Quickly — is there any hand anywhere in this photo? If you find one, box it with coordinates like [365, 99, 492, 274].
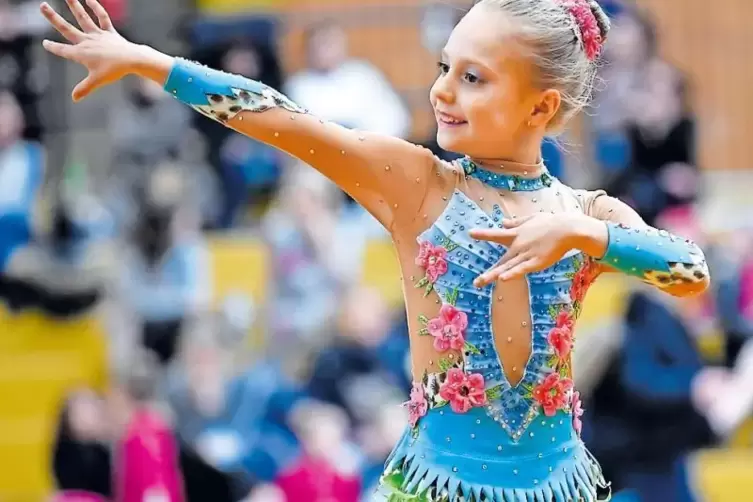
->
[691, 367, 733, 411]
[469, 213, 603, 286]
[40, 0, 142, 101]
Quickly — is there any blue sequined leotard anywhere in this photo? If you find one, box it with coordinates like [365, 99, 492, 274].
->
[163, 59, 710, 502]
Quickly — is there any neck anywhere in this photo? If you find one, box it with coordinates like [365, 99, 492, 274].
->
[468, 154, 545, 177]
[468, 138, 545, 175]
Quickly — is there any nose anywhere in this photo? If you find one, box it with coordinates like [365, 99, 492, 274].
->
[430, 74, 454, 106]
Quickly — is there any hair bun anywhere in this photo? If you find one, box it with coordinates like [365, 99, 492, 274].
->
[558, 0, 608, 60]
[587, 0, 611, 44]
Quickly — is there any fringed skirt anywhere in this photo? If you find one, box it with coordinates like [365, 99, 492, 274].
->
[374, 407, 610, 502]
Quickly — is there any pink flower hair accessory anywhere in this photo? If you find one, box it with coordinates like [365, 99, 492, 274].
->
[558, 0, 604, 61]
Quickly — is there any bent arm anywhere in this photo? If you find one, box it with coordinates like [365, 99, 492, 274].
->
[131, 50, 436, 229]
[574, 192, 709, 297]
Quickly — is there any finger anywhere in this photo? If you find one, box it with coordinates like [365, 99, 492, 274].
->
[468, 227, 517, 246]
[40, 3, 85, 43]
[66, 0, 99, 32]
[85, 0, 113, 31]
[72, 75, 99, 102]
[502, 215, 535, 228]
[495, 251, 530, 275]
[473, 252, 528, 287]
[42, 39, 81, 62]
[498, 258, 540, 282]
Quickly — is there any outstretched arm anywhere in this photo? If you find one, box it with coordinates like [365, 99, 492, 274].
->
[39, 0, 437, 230]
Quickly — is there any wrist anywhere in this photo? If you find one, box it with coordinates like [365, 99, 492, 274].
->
[129, 44, 174, 86]
[569, 214, 608, 259]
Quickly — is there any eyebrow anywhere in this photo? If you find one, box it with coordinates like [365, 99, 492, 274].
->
[440, 49, 470, 65]
[441, 49, 494, 73]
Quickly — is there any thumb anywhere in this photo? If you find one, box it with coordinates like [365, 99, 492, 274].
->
[72, 75, 99, 102]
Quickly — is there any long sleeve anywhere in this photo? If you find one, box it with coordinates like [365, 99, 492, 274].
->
[163, 59, 438, 231]
[584, 192, 710, 298]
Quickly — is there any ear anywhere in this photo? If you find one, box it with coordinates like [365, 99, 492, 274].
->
[529, 89, 562, 128]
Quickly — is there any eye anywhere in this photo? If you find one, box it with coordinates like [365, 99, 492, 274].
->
[437, 62, 449, 75]
[463, 72, 480, 84]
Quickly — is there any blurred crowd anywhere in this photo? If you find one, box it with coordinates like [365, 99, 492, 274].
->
[0, 0, 751, 501]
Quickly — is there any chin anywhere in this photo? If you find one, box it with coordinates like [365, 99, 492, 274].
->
[435, 130, 465, 154]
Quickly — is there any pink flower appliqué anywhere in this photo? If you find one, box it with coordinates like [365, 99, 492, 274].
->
[571, 390, 584, 436]
[547, 324, 574, 360]
[555, 310, 574, 331]
[426, 304, 468, 353]
[415, 241, 448, 284]
[404, 382, 428, 428]
[439, 368, 488, 414]
[570, 258, 600, 304]
[532, 373, 573, 417]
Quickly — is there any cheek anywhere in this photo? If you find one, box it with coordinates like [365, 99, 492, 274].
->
[467, 94, 510, 131]
[482, 89, 530, 132]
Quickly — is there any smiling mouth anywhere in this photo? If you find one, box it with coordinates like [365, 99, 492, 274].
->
[436, 112, 468, 126]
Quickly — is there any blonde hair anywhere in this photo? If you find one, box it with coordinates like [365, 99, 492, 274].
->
[479, 0, 610, 131]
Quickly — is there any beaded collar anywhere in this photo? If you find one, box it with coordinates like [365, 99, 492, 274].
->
[459, 156, 555, 192]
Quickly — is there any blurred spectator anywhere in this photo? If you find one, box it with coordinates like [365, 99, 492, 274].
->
[168, 325, 306, 500]
[262, 168, 350, 350]
[712, 229, 753, 366]
[307, 286, 408, 429]
[594, 8, 657, 137]
[191, 38, 285, 228]
[0, 92, 109, 317]
[0, 89, 42, 273]
[52, 390, 112, 498]
[276, 403, 362, 502]
[285, 21, 411, 138]
[113, 164, 211, 365]
[356, 402, 407, 497]
[110, 77, 191, 178]
[107, 76, 221, 231]
[0, 0, 47, 141]
[110, 349, 185, 502]
[597, 9, 699, 225]
[589, 8, 656, 176]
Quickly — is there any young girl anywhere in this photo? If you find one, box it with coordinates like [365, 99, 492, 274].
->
[39, 0, 710, 500]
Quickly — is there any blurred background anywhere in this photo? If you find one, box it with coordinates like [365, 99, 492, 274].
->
[0, 0, 751, 500]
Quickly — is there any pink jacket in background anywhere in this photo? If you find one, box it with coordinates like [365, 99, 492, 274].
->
[114, 410, 184, 502]
[275, 454, 361, 502]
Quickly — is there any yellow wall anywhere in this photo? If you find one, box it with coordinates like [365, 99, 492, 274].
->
[0, 311, 108, 501]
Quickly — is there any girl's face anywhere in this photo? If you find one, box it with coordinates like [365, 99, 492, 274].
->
[429, 4, 559, 160]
